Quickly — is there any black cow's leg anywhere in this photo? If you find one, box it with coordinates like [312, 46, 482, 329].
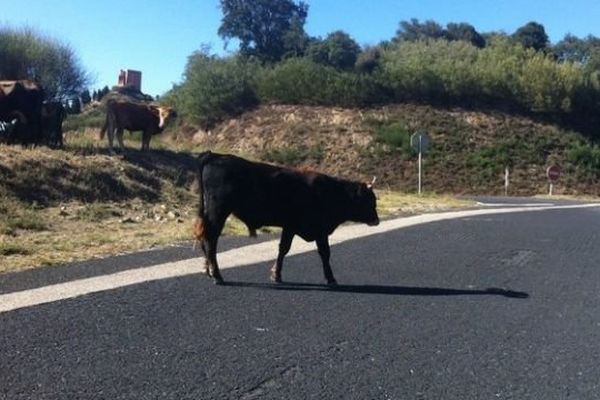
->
[200, 240, 211, 276]
[316, 236, 337, 286]
[206, 236, 224, 284]
[270, 229, 294, 283]
[203, 213, 228, 284]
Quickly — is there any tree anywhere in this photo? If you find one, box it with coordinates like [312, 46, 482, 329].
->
[281, 15, 310, 58]
[355, 46, 382, 73]
[80, 89, 91, 105]
[307, 31, 361, 70]
[513, 22, 549, 51]
[218, 0, 309, 63]
[0, 26, 91, 100]
[65, 97, 81, 114]
[554, 34, 600, 65]
[446, 23, 486, 48]
[97, 86, 110, 101]
[395, 19, 446, 42]
[395, 19, 485, 48]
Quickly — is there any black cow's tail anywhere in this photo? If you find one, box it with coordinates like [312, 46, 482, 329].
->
[192, 151, 215, 247]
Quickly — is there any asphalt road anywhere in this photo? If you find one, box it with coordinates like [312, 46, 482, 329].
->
[2, 200, 600, 399]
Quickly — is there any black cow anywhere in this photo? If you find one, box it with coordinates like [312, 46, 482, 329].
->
[193, 151, 380, 285]
[41, 101, 66, 148]
[0, 80, 44, 146]
[0, 118, 19, 141]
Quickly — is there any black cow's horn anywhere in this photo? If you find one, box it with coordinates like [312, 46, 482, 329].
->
[367, 176, 377, 188]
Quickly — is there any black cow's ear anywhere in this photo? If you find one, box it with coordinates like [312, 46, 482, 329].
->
[356, 183, 368, 197]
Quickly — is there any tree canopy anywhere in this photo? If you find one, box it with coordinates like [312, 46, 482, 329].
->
[218, 0, 309, 63]
[512, 22, 549, 51]
[0, 26, 91, 100]
[306, 30, 361, 70]
[395, 19, 485, 48]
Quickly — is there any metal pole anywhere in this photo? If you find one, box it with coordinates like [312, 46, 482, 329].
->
[549, 183, 553, 196]
[418, 135, 422, 195]
[504, 166, 509, 196]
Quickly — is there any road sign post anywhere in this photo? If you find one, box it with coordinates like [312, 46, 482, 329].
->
[546, 165, 561, 196]
[411, 131, 430, 195]
[505, 166, 510, 196]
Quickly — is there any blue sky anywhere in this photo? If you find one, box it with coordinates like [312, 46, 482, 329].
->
[2, 0, 600, 97]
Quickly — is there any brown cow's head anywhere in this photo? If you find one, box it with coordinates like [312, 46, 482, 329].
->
[156, 106, 177, 130]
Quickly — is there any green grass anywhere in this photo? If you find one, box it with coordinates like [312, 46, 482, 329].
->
[262, 144, 324, 165]
[0, 243, 31, 256]
[63, 110, 105, 132]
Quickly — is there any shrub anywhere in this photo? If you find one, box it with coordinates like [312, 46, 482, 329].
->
[262, 144, 324, 165]
[567, 142, 600, 173]
[256, 58, 386, 107]
[166, 51, 259, 129]
[370, 122, 415, 158]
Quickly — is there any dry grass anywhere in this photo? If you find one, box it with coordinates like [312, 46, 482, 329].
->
[376, 190, 474, 217]
[0, 190, 472, 274]
[0, 128, 474, 275]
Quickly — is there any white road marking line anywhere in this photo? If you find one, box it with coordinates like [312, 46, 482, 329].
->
[476, 202, 555, 207]
[1, 203, 599, 314]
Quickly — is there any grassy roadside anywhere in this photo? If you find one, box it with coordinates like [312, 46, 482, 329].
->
[0, 141, 474, 274]
[0, 190, 473, 275]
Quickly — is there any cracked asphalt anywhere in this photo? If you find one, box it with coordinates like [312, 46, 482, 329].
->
[2, 200, 600, 399]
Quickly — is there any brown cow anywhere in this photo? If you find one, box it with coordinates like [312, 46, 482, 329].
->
[100, 100, 176, 152]
[0, 80, 44, 145]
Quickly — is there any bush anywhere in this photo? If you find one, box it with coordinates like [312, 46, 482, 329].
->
[168, 38, 600, 132]
[375, 122, 411, 149]
[166, 51, 259, 129]
[567, 142, 600, 172]
[380, 38, 594, 115]
[256, 58, 387, 107]
[262, 144, 324, 165]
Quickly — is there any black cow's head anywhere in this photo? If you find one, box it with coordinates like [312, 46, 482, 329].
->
[349, 177, 379, 226]
[0, 119, 19, 142]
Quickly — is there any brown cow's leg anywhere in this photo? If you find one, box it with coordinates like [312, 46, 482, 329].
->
[107, 125, 116, 153]
[116, 128, 126, 152]
[270, 229, 294, 283]
[316, 236, 337, 286]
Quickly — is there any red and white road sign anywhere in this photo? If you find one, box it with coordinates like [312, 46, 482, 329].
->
[546, 165, 561, 182]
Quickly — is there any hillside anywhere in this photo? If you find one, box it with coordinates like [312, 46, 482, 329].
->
[191, 104, 599, 196]
[2, 102, 599, 273]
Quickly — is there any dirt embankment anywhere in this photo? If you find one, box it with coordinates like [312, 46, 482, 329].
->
[188, 104, 600, 195]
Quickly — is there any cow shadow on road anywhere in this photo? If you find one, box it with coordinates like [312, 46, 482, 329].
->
[221, 281, 529, 299]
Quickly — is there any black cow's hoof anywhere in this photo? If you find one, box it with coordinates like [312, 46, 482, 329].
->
[214, 278, 225, 285]
[327, 279, 338, 287]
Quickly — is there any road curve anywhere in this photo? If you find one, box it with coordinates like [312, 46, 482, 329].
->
[2, 202, 600, 399]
